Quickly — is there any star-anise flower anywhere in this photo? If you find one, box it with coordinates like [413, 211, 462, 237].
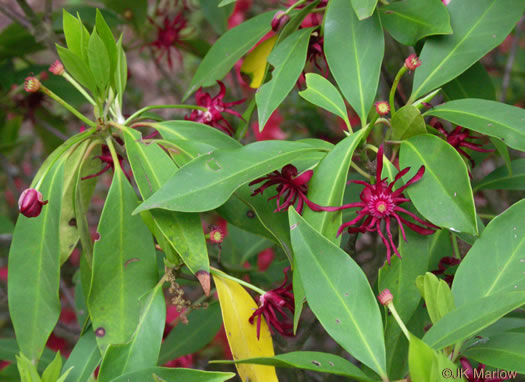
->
[249, 164, 325, 214]
[185, 81, 245, 136]
[334, 145, 438, 264]
[81, 138, 132, 181]
[249, 268, 294, 339]
[431, 256, 461, 286]
[149, 11, 188, 68]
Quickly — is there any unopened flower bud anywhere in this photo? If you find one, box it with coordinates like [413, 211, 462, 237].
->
[404, 54, 422, 71]
[271, 11, 290, 32]
[24, 77, 41, 93]
[375, 101, 390, 116]
[377, 289, 393, 306]
[49, 60, 64, 75]
[18, 188, 48, 218]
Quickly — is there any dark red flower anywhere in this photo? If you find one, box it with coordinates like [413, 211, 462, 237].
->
[81, 139, 132, 181]
[249, 164, 325, 214]
[404, 54, 422, 71]
[334, 145, 438, 264]
[434, 123, 493, 167]
[185, 81, 245, 136]
[431, 256, 461, 286]
[149, 11, 188, 68]
[18, 188, 48, 218]
[249, 268, 294, 339]
[306, 32, 328, 77]
[460, 358, 511, 382]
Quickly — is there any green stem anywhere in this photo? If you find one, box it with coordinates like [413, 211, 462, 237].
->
[364, 143, 379, 154]
[285, 0, 308, 14]
[375, 118, 391, 129]
[387, 303, 410, 341]
[478, 213, 496, 220]
[40, 84, 97, 128]
[125, 104, 207, 125]
[210, 267, 266, 295]
[105, 136, 121, 172]
[389, 66, 407, 115]
[62, 72, 96, 106]
[450, 231, 461, 260]
[350, 161, 371, 180]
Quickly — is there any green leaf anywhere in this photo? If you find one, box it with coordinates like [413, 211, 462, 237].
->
[350, 0, 378, 20]
[408, 334, 435, 382]
[98, 282, 165, 381]
[289, 208, 387, 378]
[474, 159, 525, 191]
[62, 331, 101, 382]
[298, 73, 350, 128]
[219, 0, 236, 5]
[16, 353, 41, 382]
[423, 291, 525, 350]
[88, 165, 158, 350]
[159, 302, 222, 364]
[302, 130, 364, 243]
[215, 351, 372, 381]
[41, 352, 62, 382]
[442, 62, 496, 101]
[8, 160, 65, 361]
[410, 0, 525, 100]
[95, 9, 118, 86]
[135, 141, 319, 214]
[451, 199, 525, 306]
[109, 368, 235, 382]
[391, 105, 427, 140]
[199, 0, 234, 35]
[399, 134, 477, 235]
[56, 45, 97, 93]
[88, 30, 110, 92]
[186, 12, 274, 98]
[115, 36, 127, 104]
[416, 272, 455, 324]
[256, 28, 312, 131]
[379, 0, 451, 46]
[63, 10, 84, 57]
[325, 0, 384, 124]
[463, 332, 525, 374]
[425, 98, 525, 152]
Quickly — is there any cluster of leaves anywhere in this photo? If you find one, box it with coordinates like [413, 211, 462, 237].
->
[2, 0, 525, 382]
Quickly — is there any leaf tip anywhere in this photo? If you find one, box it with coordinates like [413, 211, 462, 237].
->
[196, 270, 211, 296]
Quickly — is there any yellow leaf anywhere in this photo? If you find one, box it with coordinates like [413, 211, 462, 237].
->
[213, 273, 278, 382]
[240, 36, 277, 89]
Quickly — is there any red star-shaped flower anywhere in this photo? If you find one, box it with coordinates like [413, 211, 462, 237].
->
[149, 11, 188, 68]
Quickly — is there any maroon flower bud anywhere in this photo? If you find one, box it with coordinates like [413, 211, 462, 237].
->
[378, 289, 393, 306]
[375, 101, 390, 116]
[18, 188, 48, 218]
[271, 11, 289, 32]
[24, 77, 41, 93]
[49, 60, 65, 75]
[404, 54, 422, 71]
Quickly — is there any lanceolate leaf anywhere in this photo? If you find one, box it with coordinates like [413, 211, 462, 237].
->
[88, 31, 110, 92]
[441, 62, 496, 101]
[88, 165, 158, 349]
[379, 0, 451, 46]
[289, 208, 387, 378]
[110, 368, 235, 382]
[213, 273, 278, 382]
[425, 99, 525, 152]
[391, 105, 427, 141]
[134, 141, 319, 214]
[474, 159, 525, 191]
[350, 0, 378, 20]
[451, 199, 525, 306]
[8, 159, 65, 362]
[56, 45, 97, 93]
[399, 134, 478, 235]
[186, 12, 274, 98]
[325, 0, 384, 124]
[62, 331, 101, 382]
[256, 28, 312, 131]
[410, 0, 525, 100]
[423, 291, 525, 350]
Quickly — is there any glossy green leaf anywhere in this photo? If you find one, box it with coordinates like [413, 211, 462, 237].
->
[463, 332, 525, 374]
[159, 302, 222, 364]
[135, 141, 318, 214]
[95, 9, 117, 85]
[88, 164, 158, 349]
[199, 0, 234, 35]
[56, 45, 97, 93]
[41, 352, 62, 382]
[408, 334, 435, 382]
[16, 353, 41, 382]
[325, 0, 384, 124]
[292, 265, 304, 335]
[219, 0, 236, 5]
[303, 130, 364, 243]
[289, 208, 387, 378]
[115, 36, 127, 104]
[256, 28, 312, 131]
[298, 73, 350, 128]
[490, 137, 512, 176]
[62, 331, 101, 382]
[350, 0, 378, 20]
[8, 160, 65, 361]
[216, 351, 372, 381]
[88, 31, 110, 92]
[380, 0, 451, 46]
[109, 368, 235, 382]
[97, 282, 165, 381]
[391, 105, 427, 140]
[410, 0, 525, 100]
[452, 199, 525, 306]
[474, 159, 525, 191]
[442, 62, 496, 101]
[186, 12, 274, 98]
[63, 10, 84, 57]
[416, 272, 455, 324]
[399, 134, 477, 234]
[425, 99, 525, 152]
[277, 1, 320, 43]
[423, 291, 525, 350]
